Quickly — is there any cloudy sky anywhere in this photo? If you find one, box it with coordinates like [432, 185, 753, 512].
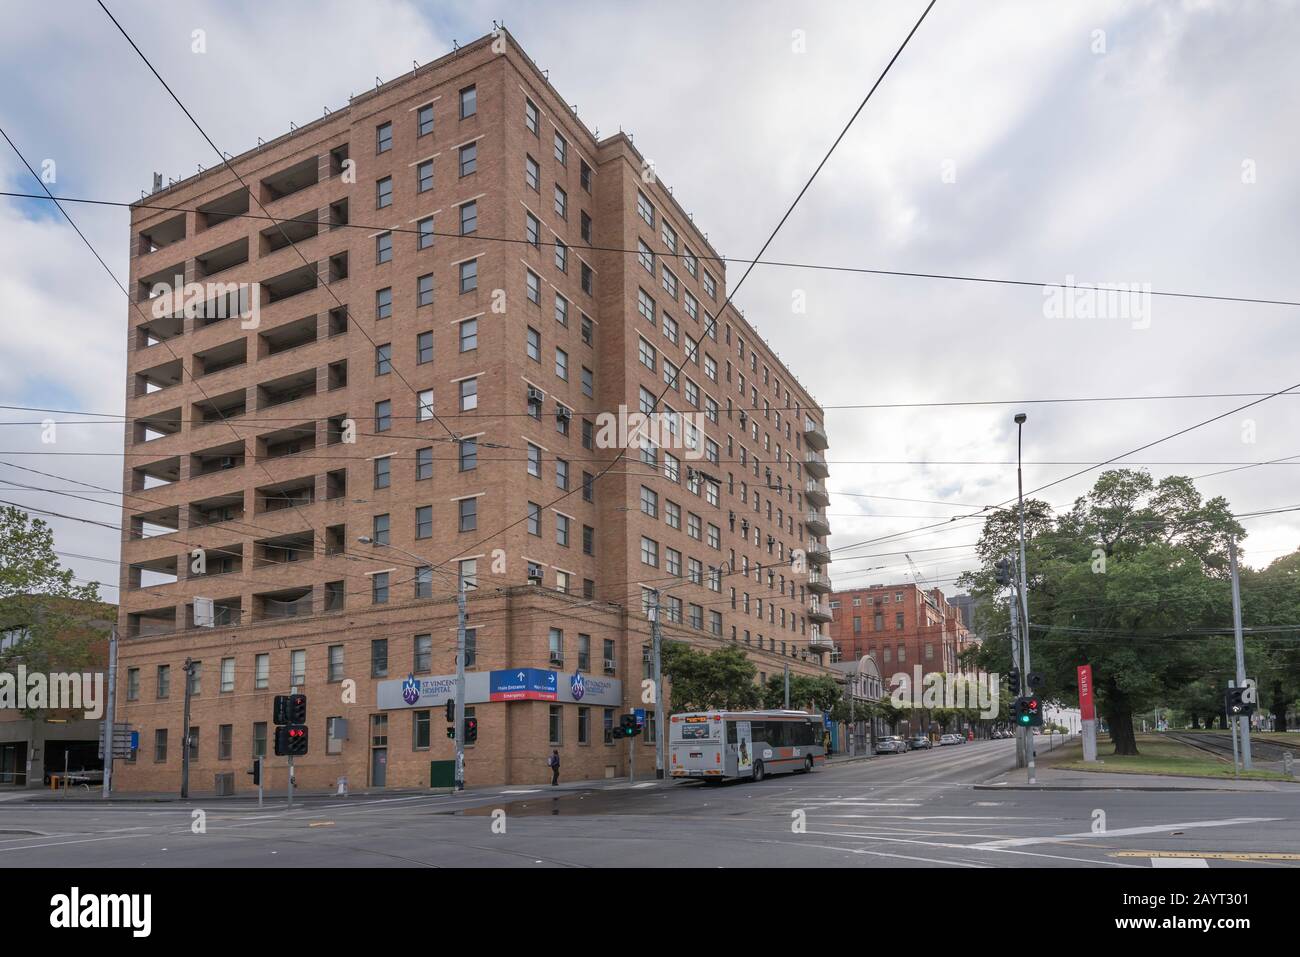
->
[1, 0, 1297, 604]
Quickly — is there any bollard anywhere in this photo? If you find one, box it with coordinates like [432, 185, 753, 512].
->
[1285, 752, 1294, 779]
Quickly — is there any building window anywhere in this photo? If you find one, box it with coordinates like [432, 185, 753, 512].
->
[373, 572, 390, 606]
[417, 330, 434, 364]
[459, 259, 478, 293]
[375, 399, 393, 432]
[413, 710, 430, 751]
[418, 273, 434, 307]
[578, 707, 590, 745]
[553, 131, 567, 165]
[376, 231, 393, 264]
[374, 513, 392, 547]
[414, 565, 432, 599]
[154, 729, 168, 763]
[375, 342, 393, 375]
[218, 724, 233, 761]
[376, 286, 393, 319]
[371, 638, 389, 677]
[554, 184, 567, 220]
[458, 497, 477, 532]
[253, 722, 267, 759]
[549, 628, 564, 666]
[525, 97, 539, 134]
[417, 103, 434, 136]
[328, 644, 344, 682]
[418, 216, 434, 249]
[417, 159, 434, 192]
[459, 84, 476, 119]
[376, 176, 393, 208]
[459, 317, 478, 352]
[377, 121, 393, 153]
[549, 705, 563, 745]
[641, 536, 659, 567]
[526, 269, 541, 304]
[254, 654, 268, 690]
[637, 190, 654, 226]
[414, 633, 432, 673]
[527, 443, 541, 477]
[220, 657, 235, 693]
[459, 437, 477, 471]
[555, 347, 568, 380]
[126, 667, 139, 701]
[525, 154, 539, 191]
[459, 200, 477, 235]
[374, 456, 391, 489]
[459, 377, 478, 411]
[459, 142, 477, 176]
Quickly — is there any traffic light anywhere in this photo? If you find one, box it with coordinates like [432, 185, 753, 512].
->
[446, 726, 456, 739]
[1016, 695, 1043, 727]
[274, 725, 309, 756]
[611, 714, 642, 739]
[273, 695, 290, 725]
[464, 716, 478, 744]
[445, 699, 455, 723]
[995, 558, 1012, 586]
[247, 757, 262, 785]
[273, 693, 307, 725]
[1225, 687, 1246, 716]
[1007, 668, 1021, 697]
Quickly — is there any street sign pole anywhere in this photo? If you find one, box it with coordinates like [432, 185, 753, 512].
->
[455, 579, 467, 790]
[649, 590, 665, 779]
[102, 624, 117, 798]
[1228, 537, 1253, 770]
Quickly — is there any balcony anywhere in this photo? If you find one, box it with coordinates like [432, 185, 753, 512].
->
[808, 601, 833, 624]
[804, 450, 829, 478]
[807, 571, 834, 594]
[805, 510, 830, 536]
[806, 542, 832, 566]
[803, 420, 828, 452]
[805, 480, 829, 507]
[809, 632, 834, 650]
[253, 586, 314, 622]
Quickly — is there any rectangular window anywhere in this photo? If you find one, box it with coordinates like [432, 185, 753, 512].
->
[154, 729, 168, 762]
[555, 347, 568, 380]
[459, 142, 477, 176]
[376, 286, 393, 319]
[417, 330, 434, 364]
[525, 97, 539, 134]
[413, 710, 431, 750]
[458, 497, 477, 532]
[417, 389, 434, 422]
[549, 705, 563, 745]
[459, 436, 477, 471]
[220, 657, 235, 693]
[554, 131, 567, 165]
[459, 85, 477, 119]
[417, 104, 434, 136]
[459, 317, 478, 352]
[254, 654, 268, 690]
[459, 259, 477, 293]
[525, 154, 539, 191]
[556, 513, 570, 547]
[459, 377, 478, 411]
[374, 455, 391, 489]
[417, 159, 434, 192]
[329, 644, 344, 682]
[376, 121, 392, 153]
[376, 176, 393, 208]
[416, 504, 434, 538]
[418, 216, 434, 249]
[460, 200, 477, 235]
[372, 572, 390, 606]
[376, 231, 393, 264]
[527, 269, 541, 304]
[527, 443, 541, 477]
[413, 634, 434, 670]
[371, 638, 389, 677]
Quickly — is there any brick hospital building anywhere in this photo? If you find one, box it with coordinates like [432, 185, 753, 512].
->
[115, 30, 835, 791]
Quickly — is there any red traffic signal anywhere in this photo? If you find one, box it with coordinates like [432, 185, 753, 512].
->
[274, 724, 309, 756]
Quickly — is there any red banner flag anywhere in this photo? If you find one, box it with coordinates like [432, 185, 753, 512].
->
[1077, 664, 1095, 721]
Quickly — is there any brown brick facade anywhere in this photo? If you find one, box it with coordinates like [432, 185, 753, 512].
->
[116, 30, 833, 792]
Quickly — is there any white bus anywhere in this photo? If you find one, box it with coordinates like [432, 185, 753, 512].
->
[669, 710, 826, 782]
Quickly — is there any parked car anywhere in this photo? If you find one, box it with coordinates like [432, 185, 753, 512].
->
[908, 735, 932, 750]
[875, 736, 904, 755]
[938, 733, 962, 746]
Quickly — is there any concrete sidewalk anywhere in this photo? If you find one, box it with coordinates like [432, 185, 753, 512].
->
[977, 765, 1300, 792]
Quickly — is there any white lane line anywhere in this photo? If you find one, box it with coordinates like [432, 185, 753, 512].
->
[1151, 857, 1210, 868]
[971, 817, 1280, 850]
[804, 828, 1140, 868]
[499, 789, 543, 794]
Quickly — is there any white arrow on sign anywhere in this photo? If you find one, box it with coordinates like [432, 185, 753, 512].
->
[516, 671, 525, 681]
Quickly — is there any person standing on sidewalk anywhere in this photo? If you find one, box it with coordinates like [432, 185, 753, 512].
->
[547, 749, 560, 786]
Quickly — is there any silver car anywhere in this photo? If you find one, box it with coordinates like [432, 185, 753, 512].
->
[875, 736, 904, 754]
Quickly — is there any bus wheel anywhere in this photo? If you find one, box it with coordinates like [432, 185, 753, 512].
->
[802, 756, 814, 774]
[752, 761, 765, 782]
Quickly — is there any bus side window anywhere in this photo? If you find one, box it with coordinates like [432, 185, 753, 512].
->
[727, 723, 737, 744]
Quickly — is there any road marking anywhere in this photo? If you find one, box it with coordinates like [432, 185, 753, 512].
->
[971, 817, 1279, 850]
[499, 789, 543, 794]
[308, 821, 335, 828]
[1150, 857, 1209, 868]
[1113, 850, 1300, 861]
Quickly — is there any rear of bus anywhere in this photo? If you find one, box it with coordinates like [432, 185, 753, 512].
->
[669, 712, 726, 779]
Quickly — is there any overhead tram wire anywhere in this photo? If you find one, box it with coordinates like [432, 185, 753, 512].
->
[6, 188, 1300, 311]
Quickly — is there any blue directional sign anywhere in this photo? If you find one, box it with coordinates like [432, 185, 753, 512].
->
[489, 668, 558, 702]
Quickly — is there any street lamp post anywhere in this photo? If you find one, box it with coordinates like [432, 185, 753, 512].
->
[359, 536, 467, 790]
[1014, 412, 1035, 784]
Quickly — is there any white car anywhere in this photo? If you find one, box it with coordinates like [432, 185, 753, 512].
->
[938, 733, 962, 746]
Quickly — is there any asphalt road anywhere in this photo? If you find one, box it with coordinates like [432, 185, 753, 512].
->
[2, 738, 1297, 867]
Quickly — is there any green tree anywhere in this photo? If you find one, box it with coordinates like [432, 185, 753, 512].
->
[660, 642, 761, 712]
[0, 505, 106, 680]
[965, 470, 1241, 756]
[760, 673, 841, 712]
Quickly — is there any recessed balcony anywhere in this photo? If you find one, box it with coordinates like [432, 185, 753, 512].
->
[805, 510, 830, 536]
[805, 480, 829, 507]
[804, 450, 829, 478]
[806, 542, 832, 566]
[807, 570, 834, 594]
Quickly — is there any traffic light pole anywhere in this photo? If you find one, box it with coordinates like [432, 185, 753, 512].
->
[455, 579, 467, 790]
[180, 657, 195, 799]
[1228, 537, 1252, 771]
[649, 590, 666, 780]
[101, 624, 117, 799]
